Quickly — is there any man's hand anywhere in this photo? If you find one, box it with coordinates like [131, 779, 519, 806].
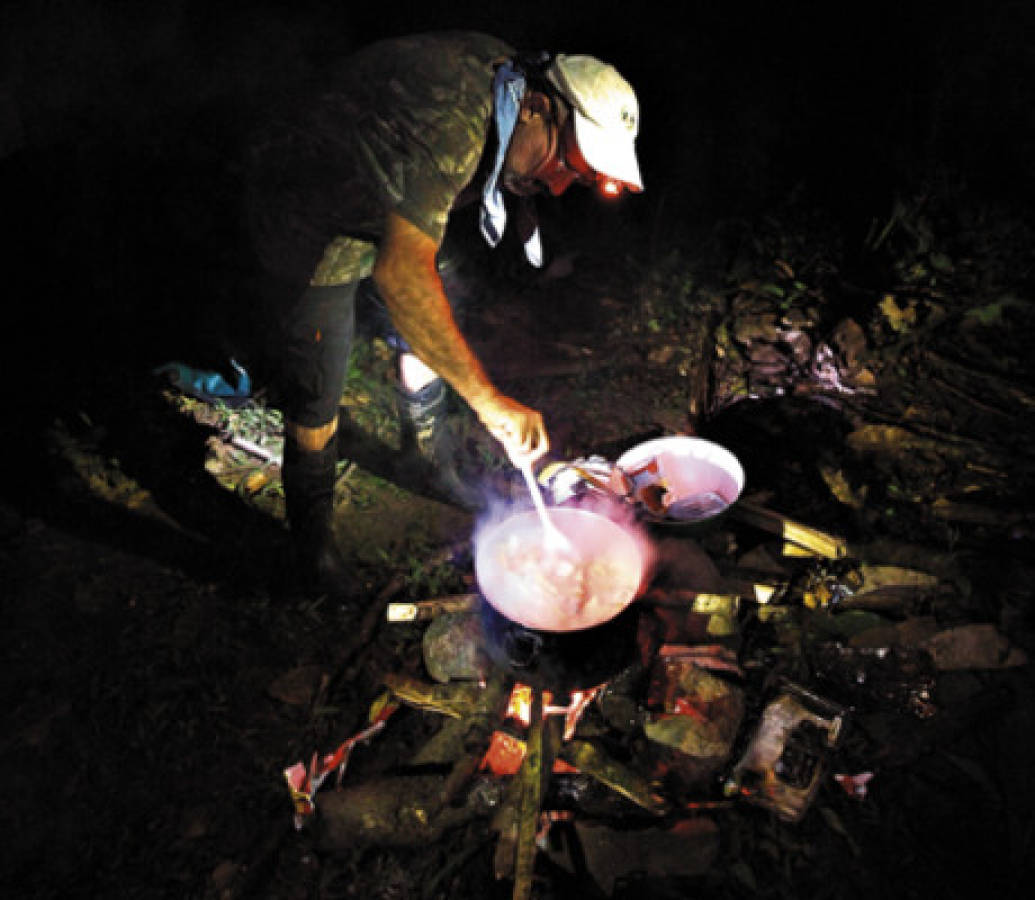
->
[474, 392, 549, 466]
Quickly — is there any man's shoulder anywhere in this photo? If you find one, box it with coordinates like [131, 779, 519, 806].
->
[353, 31, 515, 67]
[334, 31, 514, 121]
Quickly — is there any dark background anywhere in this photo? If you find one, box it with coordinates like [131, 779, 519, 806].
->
[4, 0, 1034, 401]
[4, 0, 1034, 209]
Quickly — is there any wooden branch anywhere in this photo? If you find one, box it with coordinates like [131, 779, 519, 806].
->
[386, 593, 480, 622]
[731, 501, 849, 559]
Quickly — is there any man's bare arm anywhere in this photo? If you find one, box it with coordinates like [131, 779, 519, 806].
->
[372, 211, 548, 460]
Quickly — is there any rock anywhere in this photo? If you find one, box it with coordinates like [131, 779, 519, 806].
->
[566, 818, 719, 894]
[316, 774, 500, 849]
[830, 318, 868, 374]
[210, 860, 241, 894]
[849, 615, 942, 649]
[644, 661, 744, 787]
[921, 624, 1029, 670]
[267, 664, 324, 706]
[422, 611, 489, 683]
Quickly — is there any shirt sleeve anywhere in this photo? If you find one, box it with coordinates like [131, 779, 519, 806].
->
[347, 35, 499, 245]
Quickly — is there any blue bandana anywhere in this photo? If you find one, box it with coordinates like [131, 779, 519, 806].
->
[480, 61, 543, 267]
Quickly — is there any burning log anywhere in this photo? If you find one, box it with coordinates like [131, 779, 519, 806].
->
[834, 563, 947, 614]
[492, 690, 556, 896]
[429, 674, 511, 814]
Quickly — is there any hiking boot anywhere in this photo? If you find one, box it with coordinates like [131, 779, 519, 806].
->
[281, 438, 362, 601]
[396, 379, 486, 511]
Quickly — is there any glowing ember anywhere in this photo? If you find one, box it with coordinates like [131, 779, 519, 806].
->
[503, 683, 601, 736]
[480, 683, 604, 774]
[480, 731, 581, 776]
[505, 683, 534, 726]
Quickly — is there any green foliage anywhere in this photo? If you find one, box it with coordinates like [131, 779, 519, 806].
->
[638, 247, 703, 329]
[964, 293, 1025, 325]
[376, 542, 466, 600]
[212, 398, 284, 445]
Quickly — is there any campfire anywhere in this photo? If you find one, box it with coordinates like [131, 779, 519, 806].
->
[282, 436, 1003, 898]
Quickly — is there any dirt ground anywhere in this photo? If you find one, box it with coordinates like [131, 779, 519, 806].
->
[3, 179, 1035, 900]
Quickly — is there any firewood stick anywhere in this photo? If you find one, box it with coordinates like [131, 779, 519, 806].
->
[560, 740, 669, 815]
[731, 501, 848, 559]
[227, 434, 281, 465]
[313, 542, 470, 709]
[431, 675, 511, 816]
[386, 593, 480, 622]
[512, 690, 546, 900]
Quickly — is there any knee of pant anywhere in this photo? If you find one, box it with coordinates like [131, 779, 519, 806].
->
[286, 418, 339, 453]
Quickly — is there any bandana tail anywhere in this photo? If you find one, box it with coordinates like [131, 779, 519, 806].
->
[481, 62, 544, 267]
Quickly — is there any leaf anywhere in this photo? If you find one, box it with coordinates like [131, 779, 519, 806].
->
[818, 464, 868, 509]
[845, 424, 932, 455]
[855, 565, 940, 595]
[879, 294, 917, 333]
[964, 293, 1024, 325]
[922, 623, 1028, 670]
[730, 860, 758, 892]
[941, 752, 1003, 806]
[818, 805, 849, 836]
[809, 609, 888, 639]
[819, 806, 861, 857]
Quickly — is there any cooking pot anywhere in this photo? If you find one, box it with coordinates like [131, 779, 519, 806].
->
[479, 596, 641, 691]
[474, 506, 650, 633]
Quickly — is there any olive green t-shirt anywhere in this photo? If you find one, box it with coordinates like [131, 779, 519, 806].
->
[246, 31, 513, 287]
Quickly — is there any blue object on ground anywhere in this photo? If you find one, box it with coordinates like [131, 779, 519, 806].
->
[153, 358, 252, 407]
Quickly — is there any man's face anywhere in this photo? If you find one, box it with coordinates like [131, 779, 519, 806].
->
[502, 97, 597, 197]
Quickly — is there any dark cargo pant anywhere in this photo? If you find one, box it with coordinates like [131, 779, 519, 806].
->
[277, 254, 470, 428]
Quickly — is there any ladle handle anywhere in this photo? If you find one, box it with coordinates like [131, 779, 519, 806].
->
[518, 460, 570, 550]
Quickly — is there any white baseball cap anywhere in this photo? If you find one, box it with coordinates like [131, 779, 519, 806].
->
[545, 53, 644, 192]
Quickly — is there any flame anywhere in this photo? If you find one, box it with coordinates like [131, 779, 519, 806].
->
[506, 683, 534, 726]
[503, 683, 601, 740]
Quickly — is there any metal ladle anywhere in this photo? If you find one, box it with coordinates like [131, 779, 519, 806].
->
[517, 459, 575, 553]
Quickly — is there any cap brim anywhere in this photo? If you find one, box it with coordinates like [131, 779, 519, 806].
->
[572, 111, 644, 192]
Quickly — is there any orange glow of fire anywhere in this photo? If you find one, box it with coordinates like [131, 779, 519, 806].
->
[481, 682, 604, 776]
[505, 683, 534, 726]
[480, 730, 581, 776]
[503, 682, 601, 740]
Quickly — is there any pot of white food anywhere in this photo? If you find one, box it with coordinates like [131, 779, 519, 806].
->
[474, 506, 650, 633]
[474, 505, 651, 689]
